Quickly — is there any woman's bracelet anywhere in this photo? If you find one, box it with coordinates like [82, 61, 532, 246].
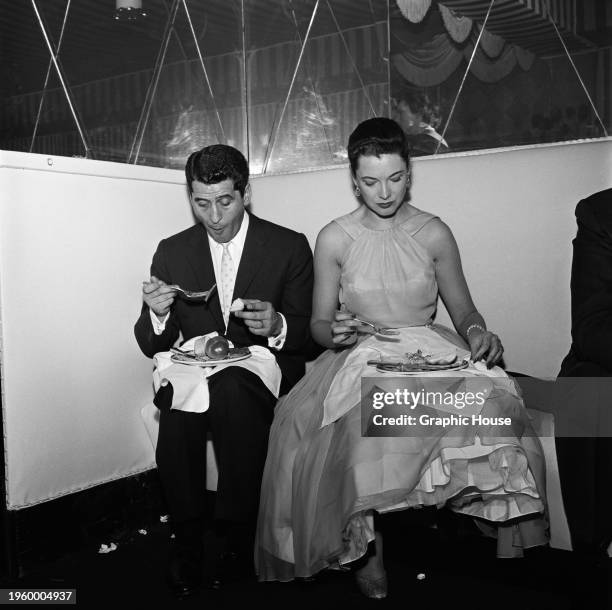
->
[466, 324, 486, 337]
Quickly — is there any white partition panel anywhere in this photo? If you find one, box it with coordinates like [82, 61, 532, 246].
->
[1, 139, 610, 508]
[0, 152, 191, 508]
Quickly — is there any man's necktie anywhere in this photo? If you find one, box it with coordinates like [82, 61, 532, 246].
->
[220, 242, 235, 326]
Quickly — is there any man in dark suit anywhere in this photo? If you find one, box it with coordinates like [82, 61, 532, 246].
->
[558, 188, 612, 559]
[134, 145, 314, 597]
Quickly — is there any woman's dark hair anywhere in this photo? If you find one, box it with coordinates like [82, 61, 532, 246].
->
[185, 144, 249, 196]
[347, 117, 411, 174]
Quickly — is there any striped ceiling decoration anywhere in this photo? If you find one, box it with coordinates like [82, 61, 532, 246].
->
[392, 30, 534, 87]
[439, 0, 595, 56]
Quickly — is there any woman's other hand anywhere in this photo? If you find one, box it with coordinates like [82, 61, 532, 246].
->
[469, 328, 504, 368]
[331, 309, 359, 346]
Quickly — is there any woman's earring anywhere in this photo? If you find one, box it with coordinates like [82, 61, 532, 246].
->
[354, 186, 361, 197]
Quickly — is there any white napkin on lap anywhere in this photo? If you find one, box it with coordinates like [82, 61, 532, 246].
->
[153, 333, 282, 413]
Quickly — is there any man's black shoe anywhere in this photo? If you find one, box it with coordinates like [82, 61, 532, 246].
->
[167, 553, 203, 599]
[168, 517, 205, 598]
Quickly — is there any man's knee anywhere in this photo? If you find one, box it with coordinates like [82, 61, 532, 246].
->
[208, 367, 275, 421]
[210, 365, 258, 385]
[210, 366, 269, 399]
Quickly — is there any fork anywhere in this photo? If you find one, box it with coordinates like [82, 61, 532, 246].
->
[167, 283, 217, 301]
[352, 317, 400, 336]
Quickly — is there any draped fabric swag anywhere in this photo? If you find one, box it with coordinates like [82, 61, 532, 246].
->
[392, 0, 547, 87]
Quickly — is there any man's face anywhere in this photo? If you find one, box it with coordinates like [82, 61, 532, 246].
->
[190, 179, 249, 243]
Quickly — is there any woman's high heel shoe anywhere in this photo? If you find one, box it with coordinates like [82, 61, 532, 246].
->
[355, 571, 388, 599]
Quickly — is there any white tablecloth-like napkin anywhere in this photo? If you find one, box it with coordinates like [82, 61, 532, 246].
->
[153, 332, 282, 413]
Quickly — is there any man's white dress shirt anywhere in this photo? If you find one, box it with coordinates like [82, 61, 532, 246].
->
[150, 213, 287, 349]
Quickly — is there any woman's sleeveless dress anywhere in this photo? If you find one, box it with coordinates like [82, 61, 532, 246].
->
[256, 210, 548, 581]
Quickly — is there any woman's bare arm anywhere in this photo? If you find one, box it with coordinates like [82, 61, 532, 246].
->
[310, 222, 358, 349]
[418, 219, 504, 366]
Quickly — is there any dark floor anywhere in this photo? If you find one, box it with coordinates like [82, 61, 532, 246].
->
[2, 507, 610, 610]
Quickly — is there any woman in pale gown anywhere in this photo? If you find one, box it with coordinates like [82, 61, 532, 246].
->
[255, 118, 547, 598]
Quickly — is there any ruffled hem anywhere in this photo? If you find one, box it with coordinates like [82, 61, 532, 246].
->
[258, 439, 546, 580]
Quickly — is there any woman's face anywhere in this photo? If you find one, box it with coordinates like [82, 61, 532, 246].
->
[353, 153, 409, 218]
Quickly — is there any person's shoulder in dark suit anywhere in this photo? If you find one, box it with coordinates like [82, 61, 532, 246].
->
[575, 188, 612, 236]
[154, 223, 206, 256]
[248, 213, 308, 240]
[560, 188, 612, 377]
[241, 214, 314, 280]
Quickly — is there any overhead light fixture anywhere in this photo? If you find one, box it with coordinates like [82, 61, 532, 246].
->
[114, 0, 147, 21]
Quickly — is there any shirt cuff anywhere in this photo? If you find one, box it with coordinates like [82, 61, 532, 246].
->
[150, 309, 170, 335]
[268, 313, 287, 350]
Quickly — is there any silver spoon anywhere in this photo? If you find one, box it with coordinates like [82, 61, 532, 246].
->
[167, 283, 217, 301]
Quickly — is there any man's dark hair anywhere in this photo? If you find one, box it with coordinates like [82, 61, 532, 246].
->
[185, 144, 249, 196]
[347, 117, 411, 174]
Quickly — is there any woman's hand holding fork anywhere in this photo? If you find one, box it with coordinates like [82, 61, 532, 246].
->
[331, 306, 359, 346]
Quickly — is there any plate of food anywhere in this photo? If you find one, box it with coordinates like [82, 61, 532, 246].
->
[171, 347, 252, 367]
[367, 349, 469, 374]
[170, 336, 252, 366]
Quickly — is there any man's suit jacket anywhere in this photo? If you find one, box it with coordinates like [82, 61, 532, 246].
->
[134, 213, 315, 393]
[560, 188, 612, 376]
[556, 189, 612, 553]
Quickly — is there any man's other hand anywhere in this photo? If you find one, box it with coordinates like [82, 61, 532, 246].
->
[233, 299, 282, 338]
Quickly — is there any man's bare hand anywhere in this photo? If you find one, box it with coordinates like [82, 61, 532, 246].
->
[142, 276, 177, 319]
[233, 299, 282, 338]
